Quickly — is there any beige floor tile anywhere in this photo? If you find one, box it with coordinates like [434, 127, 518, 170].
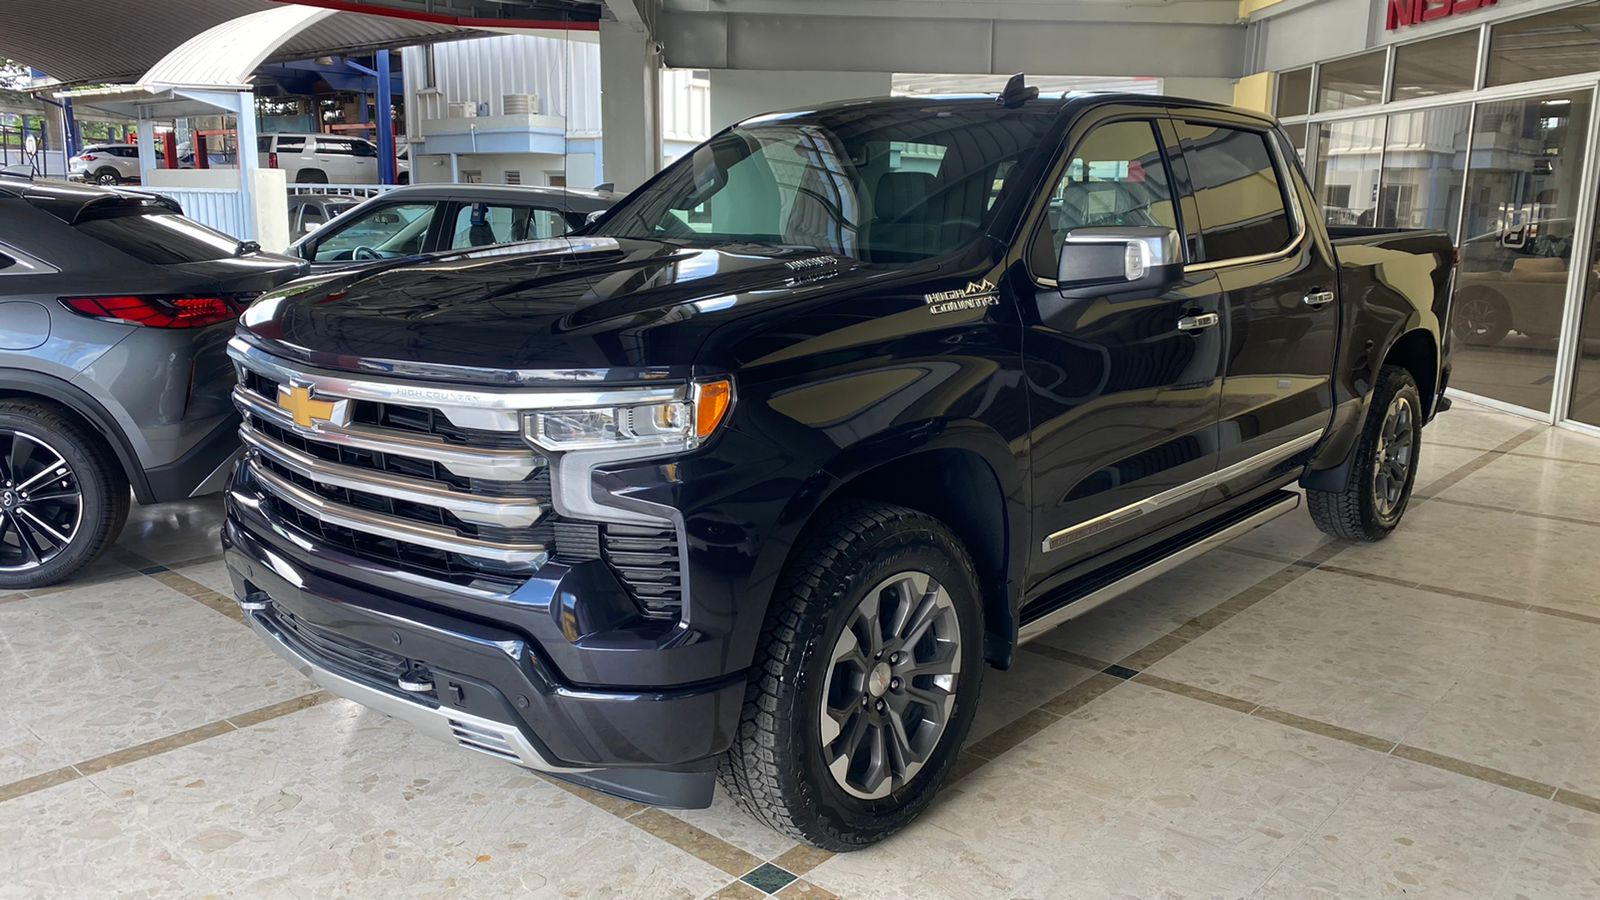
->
[1258, 754, 1548, 899]
[170, 558, 236, 597]
[1414, 441, 1492, 492]
[1035, 550, 1290, 662]
[1492, 799, 1600, 899]
[1318, 501, 1600, 618]
[1436, 452, 1600, 525]
[1427, 402, 1544, 451]
[1401, 670, 1600, 788]
[1512, 426, 1600, 466]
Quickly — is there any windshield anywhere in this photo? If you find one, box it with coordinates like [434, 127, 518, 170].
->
[593, 104, 1054, 262]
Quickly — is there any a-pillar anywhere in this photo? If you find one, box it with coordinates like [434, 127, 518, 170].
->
[599, 19, 660, 192]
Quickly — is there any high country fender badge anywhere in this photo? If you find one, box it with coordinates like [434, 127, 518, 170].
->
[924, 278, 999, 315]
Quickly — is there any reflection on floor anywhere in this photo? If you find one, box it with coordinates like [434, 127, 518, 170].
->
[3, 399, 1599, 898]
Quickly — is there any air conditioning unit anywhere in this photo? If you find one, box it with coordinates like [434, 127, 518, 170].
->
[503, 93, 539, 116]
[447, 101, 477, 118]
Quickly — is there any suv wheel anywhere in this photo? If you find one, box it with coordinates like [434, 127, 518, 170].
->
[296, 169, 329, 184]
[94, 168, 121, 186]
[0, 401, 130, 589]
[720, 501, 983, 850]
[1308, 365, 1422, 541]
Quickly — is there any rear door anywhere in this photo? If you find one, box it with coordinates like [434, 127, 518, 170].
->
[1168, 112, 1338, 499]
[1023, 108, 1225, 590]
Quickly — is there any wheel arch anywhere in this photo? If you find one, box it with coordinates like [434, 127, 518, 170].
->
[1301, 325, 1437, 493]
[0, 370, 150, 502]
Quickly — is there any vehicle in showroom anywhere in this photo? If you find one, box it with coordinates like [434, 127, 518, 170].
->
[258, 132, 411, 185]
[0, 175, 307, 588]
[66, 143, 141, 185]
[285, 182, 615, 270]
[220, 85, 1454, 850]
[1452, 217, 1598, 346]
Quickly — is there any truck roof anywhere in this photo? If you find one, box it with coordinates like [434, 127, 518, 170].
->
[737, 91, 1270, 129]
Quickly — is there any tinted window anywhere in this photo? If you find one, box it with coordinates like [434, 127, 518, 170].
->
[447, 202, 569, 250]
[74, 210, 240, 264]
[276, 137, 306, 152]
[1488, 2, 1600, 87]
[1317, 50, 1386, 112]
[1176, 122, 1295, 262]
[593, 104, 1053, 262]
[1033, 120, 1179, 274]
[312, 202, 436, 262]
[1276, 68, 1312, 119]
[318, 138, 356, 155]
[1392, 30, 1479, 100]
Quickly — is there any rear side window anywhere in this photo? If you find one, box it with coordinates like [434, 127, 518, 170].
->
[74, 210, 239, 264]
[276, 137, 306, 152]
[1174, 121, 1295, 262]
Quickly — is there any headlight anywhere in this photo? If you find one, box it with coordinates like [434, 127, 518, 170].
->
[524, 379, 733, 455]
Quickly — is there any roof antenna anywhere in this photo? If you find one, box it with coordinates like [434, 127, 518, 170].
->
[997, 73, 1038, 108]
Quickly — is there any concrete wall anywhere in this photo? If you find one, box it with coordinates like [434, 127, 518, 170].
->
[1161, 77, 1239, 105]
[709, 70, 893, 132]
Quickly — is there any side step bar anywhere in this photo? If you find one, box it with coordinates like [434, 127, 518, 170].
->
[1017, 490, 1301, 643]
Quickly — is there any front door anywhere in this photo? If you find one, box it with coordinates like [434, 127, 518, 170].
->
[1023, 112, 1224, 595]
[1169, 114, 1338, 497]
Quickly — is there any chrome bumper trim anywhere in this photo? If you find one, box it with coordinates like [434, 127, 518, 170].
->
[240, 424, 546, 528]
[246, 459, 549, 567]
[232, 386, 540, 482]
[249, 611, 585, 773]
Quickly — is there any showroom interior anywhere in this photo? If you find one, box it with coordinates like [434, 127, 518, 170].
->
[3, 0, 1600, 896]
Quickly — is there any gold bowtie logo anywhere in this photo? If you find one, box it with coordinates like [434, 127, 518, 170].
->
[278, 383, 338, 427]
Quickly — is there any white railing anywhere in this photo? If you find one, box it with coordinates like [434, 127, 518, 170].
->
[150, 187, 248, 238]
[287, 183, 402, 199]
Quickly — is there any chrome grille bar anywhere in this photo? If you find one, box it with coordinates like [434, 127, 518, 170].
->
[240, 424, 546, 529]
[247, 461, 548, 567]
[232, 386, 539, 482]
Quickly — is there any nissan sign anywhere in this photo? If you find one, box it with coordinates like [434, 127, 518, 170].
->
[1387, 0, 1497, 29]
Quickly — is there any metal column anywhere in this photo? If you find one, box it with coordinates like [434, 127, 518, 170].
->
[376, 50, 396, 184]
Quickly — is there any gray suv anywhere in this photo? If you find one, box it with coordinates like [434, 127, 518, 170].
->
[0, 176, 307, 588]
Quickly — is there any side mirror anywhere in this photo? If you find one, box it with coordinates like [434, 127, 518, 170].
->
[302, 221, 323, 234]
[584, 210, 606, 226]
[1057, 226, 1183, 293]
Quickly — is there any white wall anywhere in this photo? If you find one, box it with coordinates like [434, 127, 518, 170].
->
[413, 152, 571, 186]
[709, 70, 893, 132]
[1160, 77, 1237, 104]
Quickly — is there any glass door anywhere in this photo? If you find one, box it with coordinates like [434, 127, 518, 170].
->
[1566, 166, 1600, 427]
[1452, 90, 1593, 414]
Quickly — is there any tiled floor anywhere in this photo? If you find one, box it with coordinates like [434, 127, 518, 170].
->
[4, 398, 1600, 898]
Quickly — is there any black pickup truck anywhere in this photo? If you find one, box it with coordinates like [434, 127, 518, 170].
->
[221, 85, 1454, 850]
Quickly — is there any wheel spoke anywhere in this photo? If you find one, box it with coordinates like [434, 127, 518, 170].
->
[10, 513, 44, 563]
[857, 723, 890, 797]
[17, 509, 69, 547]
[25, 488, 78, 505]
[899, 638, 960, 679]
[14, 453, 67, 495]
[0, 436, 12, 485]
[885, 572, 933, 640]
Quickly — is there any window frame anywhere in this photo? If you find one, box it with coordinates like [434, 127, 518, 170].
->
[1024, 112, 1188, 287]
[303, 199, 446, 261]
[1170, 115, 1307, 272]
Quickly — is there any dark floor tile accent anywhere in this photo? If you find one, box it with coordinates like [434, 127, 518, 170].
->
[742, 863, 799, 894]
[1553, 788, 1600, 816]
[138, 564, 169, 575]
[148, 569, 245, 624]
[964, 707, 1061, 760]
[1037, 672, 1124, 718]
[1525, 604, 1600, 627]
[0, 766, 80, 804]
[73, 720, 237, 777]
[1392, 744, 1558, 801]
[1430, 495, 1600, 529]
[1133, 672, 1259, 714]
[1420, 423, 1546, 497]
[1250, 705, 1396, 754]
[225, 691, 333, 729]
[1102, 663, 1139, 680]
[1019, 642, 1114, 672]
[627, 808, 762, 876]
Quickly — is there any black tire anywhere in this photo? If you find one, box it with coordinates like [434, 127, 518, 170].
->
[719, 501, 984, 851]
[1308, 365, 1422, 542]
[94, 168, 121, 186]
[397, 172, 410, 185]
[296, 169, 329, 184]
[1452, 289, 1511, 346]
[0, 401, 130, 589]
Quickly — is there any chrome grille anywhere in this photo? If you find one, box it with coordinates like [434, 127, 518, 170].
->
[228, 339, 551, 582]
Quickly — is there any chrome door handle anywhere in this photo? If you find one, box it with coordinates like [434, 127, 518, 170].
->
[1177, 313, 1219, 332]
[1304, 290, 1336, 308]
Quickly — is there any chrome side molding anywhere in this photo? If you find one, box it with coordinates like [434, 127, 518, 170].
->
[1020, 490, 1301, 643]
[1042, 430, 1321, 553]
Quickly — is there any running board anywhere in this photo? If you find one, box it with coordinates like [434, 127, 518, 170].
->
[1017, 490, 1301, 643]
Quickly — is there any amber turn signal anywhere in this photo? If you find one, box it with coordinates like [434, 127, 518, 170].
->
[694, 379, 733, 439]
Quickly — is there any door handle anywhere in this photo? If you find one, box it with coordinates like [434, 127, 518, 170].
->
[1303, 290, 1336, 308]
[1177, 312, 1220, 332]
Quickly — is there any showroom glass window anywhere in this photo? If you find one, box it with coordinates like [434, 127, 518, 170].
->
[1377, 105, 1469, 233]
[1313, 117, 1386, 226]
[1031, 119, 1179, 274]
[1486, 2, 1600, 87]
[1276, 68, 1312, 119]
[1391, 30, 1479, 100]
[1567, 176, 1600, 427]
[1451, 91, 1592, 413]
[1175, 121, 1295, 261]
[591, 104, 1053, 262]
[1317, 50, 1386, 112]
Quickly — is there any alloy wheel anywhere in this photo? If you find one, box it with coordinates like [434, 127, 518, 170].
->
[1372, 393, 1414, 520]
[820, 570, 962, 800]
[0, 431, 83, 572]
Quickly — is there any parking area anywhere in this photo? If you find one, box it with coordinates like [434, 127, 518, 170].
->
[3, 399, 1597, 899]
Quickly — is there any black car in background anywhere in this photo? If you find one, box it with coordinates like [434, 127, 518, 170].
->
[286, 182, 615, 270]
[0, 175, 306, 587]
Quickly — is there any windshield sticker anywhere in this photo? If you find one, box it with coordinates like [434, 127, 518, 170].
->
[924, 278, 999, 315]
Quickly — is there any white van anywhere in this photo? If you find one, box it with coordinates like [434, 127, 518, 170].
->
[258, 133, 411, 185]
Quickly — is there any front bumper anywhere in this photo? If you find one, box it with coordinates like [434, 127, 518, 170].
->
[223, 497, 742, 807]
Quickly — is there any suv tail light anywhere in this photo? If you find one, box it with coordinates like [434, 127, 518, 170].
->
[60, 295, 249, 329]
[80, 153, 97, 161]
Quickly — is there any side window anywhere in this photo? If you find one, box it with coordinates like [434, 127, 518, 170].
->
[1033, 120, 1179, 276]
[447, 203, 570, 249]
[350, 140, 378, 159]
[1174, 121, 1296, 262]
[276, 137, 306, 153]
[312, 202, 437, 262]
[318, 138, 356, 156]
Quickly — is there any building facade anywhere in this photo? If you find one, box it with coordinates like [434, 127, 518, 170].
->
[1246, 0, 1600, 432]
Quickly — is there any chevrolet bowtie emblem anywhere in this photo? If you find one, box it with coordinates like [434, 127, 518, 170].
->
[278, 383, 340, 428]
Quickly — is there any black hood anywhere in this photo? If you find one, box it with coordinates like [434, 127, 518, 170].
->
[239, 237, 919, 380]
